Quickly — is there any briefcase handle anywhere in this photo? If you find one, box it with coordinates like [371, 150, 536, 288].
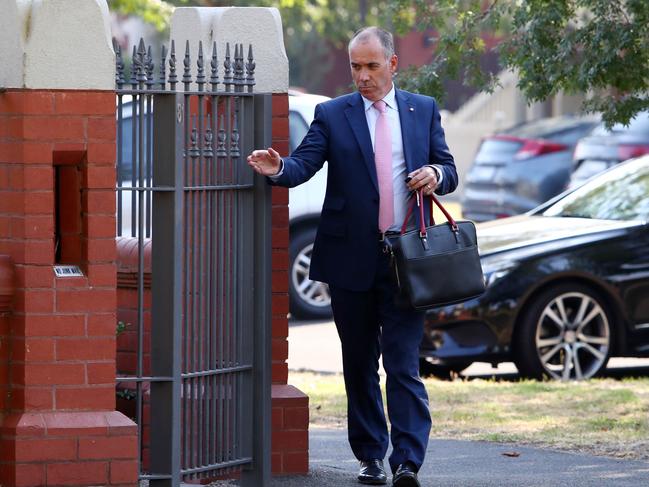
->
[400, 189, 459, 236]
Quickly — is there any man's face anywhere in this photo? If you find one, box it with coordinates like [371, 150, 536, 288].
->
[349, 36, 397, 102]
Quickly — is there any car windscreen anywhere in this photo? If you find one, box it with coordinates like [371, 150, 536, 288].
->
[542, 159, 649, 222]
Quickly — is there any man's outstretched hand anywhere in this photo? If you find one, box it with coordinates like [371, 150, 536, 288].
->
[247, 147, 282, 176]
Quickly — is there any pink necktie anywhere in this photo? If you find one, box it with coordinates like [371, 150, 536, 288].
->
[373, 100, 394, 232]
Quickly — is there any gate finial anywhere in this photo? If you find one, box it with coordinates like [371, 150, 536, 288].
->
[223, 43, 233, 92]
[129, 45, 138, 87]
[183, 40, 192, 90]
[114, 39, 125, 88]
[168, 40, 178, 89]
[233, 43, 244, 92]
[210, 41, 219, 92]
[146, 45, 155, 89]
[159, 45, 167, 90]
[246, 44, 256, 93]
[196, 41, 206, 91]
[136, 38, 147, 85]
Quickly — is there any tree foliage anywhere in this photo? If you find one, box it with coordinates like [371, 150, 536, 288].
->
[109, 0, 649, 125]
[387, 0, 649, 126]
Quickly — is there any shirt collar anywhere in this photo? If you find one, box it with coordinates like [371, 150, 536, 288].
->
[362, 84, 397, 112]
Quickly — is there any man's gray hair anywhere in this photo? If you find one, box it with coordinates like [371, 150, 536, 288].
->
[349, 27, 395, 60]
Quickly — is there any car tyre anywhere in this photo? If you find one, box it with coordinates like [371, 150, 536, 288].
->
[513, 283, 613, 380]
[419, 358, 472, 380]
[289, 226, 333, 320]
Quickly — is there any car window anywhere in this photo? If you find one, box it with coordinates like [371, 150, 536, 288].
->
[117, 112, 152, 185]
[542, 160, 649, 221]
[474, 139, 522, 164]
[289, 110, 309, 152]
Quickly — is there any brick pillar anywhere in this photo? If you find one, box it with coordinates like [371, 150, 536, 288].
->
[269, 93, 309, 475]
[0, 89, 138, 487]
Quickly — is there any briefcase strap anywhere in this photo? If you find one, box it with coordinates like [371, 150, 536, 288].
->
[400, 189, 459, 236]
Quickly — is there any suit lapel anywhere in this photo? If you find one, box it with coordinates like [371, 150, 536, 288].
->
[395, 89, 416, 172]
[344, 93, 379, 193]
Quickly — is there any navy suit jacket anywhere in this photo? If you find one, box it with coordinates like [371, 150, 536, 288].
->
[272, 88, 458, 291]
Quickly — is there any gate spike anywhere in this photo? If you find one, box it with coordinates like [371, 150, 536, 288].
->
[136, 38, 147, 84]
[196, 40, 206, 91]
[223, 43, 232, 92]
[246, 44, 256, 93]
[145, 45, 155, 88]
[209, 41, 219, 91]
[168, 40, 178, 89]
[129, 45, 137, 87]
[233, 43, 245, 92]
[114, 39, 125, 88]
[183, 39, 192, 89]
[159, 45, 167, 90]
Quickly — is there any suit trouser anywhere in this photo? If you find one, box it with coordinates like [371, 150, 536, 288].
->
[329, 243, 431, 473]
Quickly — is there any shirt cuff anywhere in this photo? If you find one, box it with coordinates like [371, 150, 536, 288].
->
[427, 164, 444, 185]
[268, 159, 285, 181]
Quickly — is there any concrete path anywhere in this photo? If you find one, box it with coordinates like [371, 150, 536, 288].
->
[269, 428, 649, 486]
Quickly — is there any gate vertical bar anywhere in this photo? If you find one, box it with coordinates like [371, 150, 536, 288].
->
[150, 92, 184, 487]
[240, 93, 272, 487]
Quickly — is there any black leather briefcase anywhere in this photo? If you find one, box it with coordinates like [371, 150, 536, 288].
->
[386, 190, 485, 310]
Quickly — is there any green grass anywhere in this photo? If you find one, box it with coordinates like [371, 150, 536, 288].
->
[289, 371, 649, 460]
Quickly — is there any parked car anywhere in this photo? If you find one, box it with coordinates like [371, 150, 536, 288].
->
[285, 92, 332, 320]
[117, 92, 333, 319]
[421, 155, 649, 380]
[570, 111, 649, 188]
[462, 115, 599, 222]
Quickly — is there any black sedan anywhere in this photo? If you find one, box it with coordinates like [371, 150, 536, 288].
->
[421, 155, 649, 380]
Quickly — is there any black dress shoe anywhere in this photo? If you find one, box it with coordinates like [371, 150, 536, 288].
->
[358, 459, 387, 485]
[392, 462, 420, 487]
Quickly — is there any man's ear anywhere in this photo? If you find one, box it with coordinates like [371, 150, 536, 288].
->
[390, 54, 398, 73]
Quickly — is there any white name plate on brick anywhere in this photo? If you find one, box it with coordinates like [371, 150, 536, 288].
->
[53, 265, 84, 278]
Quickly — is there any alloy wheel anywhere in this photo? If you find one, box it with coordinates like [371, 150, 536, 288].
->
[291, 242, 331, 309]
[535, 291, 610, 380]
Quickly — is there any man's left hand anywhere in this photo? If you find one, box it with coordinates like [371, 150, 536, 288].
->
[407, 166, 438, 195]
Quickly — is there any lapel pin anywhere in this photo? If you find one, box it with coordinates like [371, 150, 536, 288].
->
[409, 107, 414, 112]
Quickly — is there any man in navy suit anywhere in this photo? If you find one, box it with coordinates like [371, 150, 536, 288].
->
[248, 27, 457, 487]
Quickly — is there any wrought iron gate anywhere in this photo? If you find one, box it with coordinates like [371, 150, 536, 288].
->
[115, 38, 272, 486]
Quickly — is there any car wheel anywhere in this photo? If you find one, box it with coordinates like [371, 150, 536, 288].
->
[289, 226, 332, 320]
[419, 358, 472, 380]
[514, 283, 613, 380]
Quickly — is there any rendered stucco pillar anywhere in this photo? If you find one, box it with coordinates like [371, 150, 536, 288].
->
[0, 1, 137, 486]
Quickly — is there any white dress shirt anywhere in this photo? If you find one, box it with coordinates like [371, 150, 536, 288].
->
[361, 84, 443, 231]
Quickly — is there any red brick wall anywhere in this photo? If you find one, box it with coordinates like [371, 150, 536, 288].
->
[270, 93, 309, 475]
[271, 93, 290, 386]
[0, 89, 137, 487]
